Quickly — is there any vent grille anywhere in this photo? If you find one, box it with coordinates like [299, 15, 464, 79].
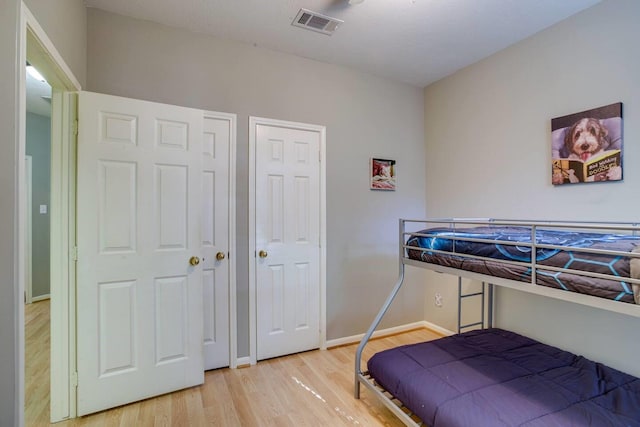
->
[292, 8, 343, 36]
[298, 12, 312, 25]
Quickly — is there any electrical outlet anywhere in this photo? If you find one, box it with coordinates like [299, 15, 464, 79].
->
[435, 293, 443, 307]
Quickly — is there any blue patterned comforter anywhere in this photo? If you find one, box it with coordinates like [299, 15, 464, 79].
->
[406, 226, 640, 303]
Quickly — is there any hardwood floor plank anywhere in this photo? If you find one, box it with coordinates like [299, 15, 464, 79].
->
[116, 403, 140, 427]
[26, 301, 440, 426]
[221, 369, 261, 426]
[134, 397, 156, 427]
[182, 386, 207, 427]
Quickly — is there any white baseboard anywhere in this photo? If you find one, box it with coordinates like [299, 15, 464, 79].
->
[31, 294, 51, 303]
[236, 322, 457, 367]
[422, 320, 455, 337]
[326, 321, 455, 349]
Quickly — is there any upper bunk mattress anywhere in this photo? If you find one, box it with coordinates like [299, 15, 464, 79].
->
[367, 328, 640, 427]
[406, 226, 640, 303]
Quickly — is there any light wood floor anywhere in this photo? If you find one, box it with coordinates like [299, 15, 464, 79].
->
[25, 300, 441, 426]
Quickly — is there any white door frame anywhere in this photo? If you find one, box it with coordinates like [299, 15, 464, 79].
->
[203, 110, 239, 369]
[25, 155, 32, 305]
[248, 116, 327, 365]
[19, 3, 81, 423]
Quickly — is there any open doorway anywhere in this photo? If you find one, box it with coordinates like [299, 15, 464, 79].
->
[25, 62, 52, 304]
[24, 61, 52, 425]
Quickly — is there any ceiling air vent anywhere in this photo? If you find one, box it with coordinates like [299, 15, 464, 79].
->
[292, 8, 343, 36]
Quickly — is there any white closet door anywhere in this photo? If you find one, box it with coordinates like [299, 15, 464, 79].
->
[76, 91, 204, 415]
[202, 115, 230, 370]
[255, 123, 321, 360]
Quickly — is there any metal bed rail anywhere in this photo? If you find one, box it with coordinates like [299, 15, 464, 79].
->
[401, 217, 640, 232]
[458, 279, 493, 334]
[357, 369, 423, 426]
[355, 220, 406, 400]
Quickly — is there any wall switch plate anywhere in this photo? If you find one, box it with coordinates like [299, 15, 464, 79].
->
[39, 204, 47, 214]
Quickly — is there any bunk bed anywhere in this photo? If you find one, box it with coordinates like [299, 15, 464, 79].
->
[355, 218, 640, 427]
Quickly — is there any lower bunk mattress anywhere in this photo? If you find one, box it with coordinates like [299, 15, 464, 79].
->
[406, 226, 640, 303]
[367, 328, 640, 427]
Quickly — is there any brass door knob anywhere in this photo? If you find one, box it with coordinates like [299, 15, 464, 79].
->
[258, 250, 268, 258]
[216, 252, 226, 261]
[189, 256, 200, 266]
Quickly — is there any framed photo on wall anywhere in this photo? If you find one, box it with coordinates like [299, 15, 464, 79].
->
[370, 158, 396, 191]
[551, 102, 623, 185]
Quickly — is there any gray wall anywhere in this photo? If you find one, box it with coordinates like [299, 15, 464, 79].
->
[423, 0, 640, 376]
[26, 112, 51, 299]
[86, 8, 427, 357]
[1, 0, 21, 423]
[23, 0, 87, 87]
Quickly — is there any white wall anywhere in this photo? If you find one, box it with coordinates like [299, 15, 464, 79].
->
[86, 8, 427, 356]
[423, 0, 640, 376]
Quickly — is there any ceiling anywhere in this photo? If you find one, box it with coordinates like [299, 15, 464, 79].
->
[84, 0, 600, 87]
[26, 69, 52, 118]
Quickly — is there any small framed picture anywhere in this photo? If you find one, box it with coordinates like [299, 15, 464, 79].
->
[370, 158, 396, 191]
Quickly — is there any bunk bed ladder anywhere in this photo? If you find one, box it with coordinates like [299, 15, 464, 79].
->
[457, 278, 494, 334]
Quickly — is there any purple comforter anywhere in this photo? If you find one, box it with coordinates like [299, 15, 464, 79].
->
[367, 329, 640, 426]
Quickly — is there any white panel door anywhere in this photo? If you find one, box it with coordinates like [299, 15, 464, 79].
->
[76, 91, 204, 415]
[202, 116, 230, 370]
[255, 124, 320, 360]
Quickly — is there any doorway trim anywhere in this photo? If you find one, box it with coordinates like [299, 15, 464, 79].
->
[25, 155, 32, 305]
[19, 3, 81, 423]
[247, 116, 327, 365]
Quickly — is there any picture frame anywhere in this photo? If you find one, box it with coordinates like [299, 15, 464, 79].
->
[551, 102, 623, 185]
[370, 158, 396, 191]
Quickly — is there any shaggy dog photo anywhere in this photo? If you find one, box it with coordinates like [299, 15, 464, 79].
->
[551, 102, 623, 185]
[564, 117, 610, 161]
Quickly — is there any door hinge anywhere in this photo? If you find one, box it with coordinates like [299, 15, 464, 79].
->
[71, 246, 78, 261]
[71, 371, 78, 387]
[72, 119, 78, 136]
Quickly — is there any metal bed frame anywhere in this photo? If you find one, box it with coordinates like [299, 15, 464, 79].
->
[354, 218, 640, 427]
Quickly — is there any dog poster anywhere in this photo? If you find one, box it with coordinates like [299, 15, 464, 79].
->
[370, 158, 396, 190]
[551, 102, 623, 185]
